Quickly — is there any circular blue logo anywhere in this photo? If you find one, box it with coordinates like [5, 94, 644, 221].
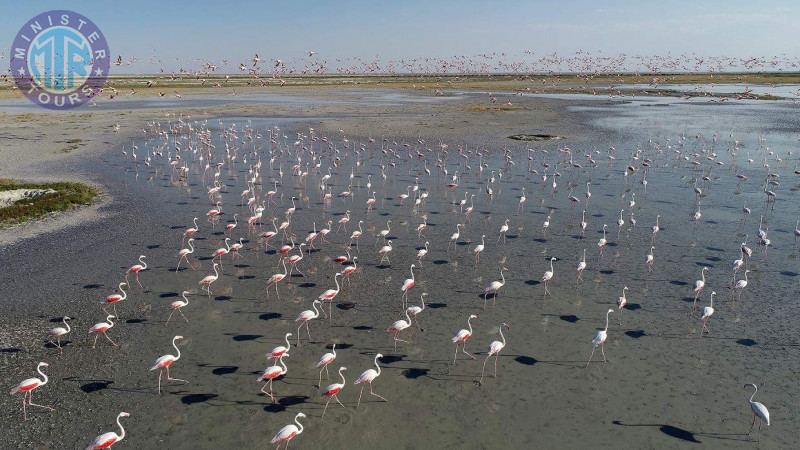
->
[10, 10, 110, 110]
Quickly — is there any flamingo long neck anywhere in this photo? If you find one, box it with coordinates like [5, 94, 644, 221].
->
[387, 221, 391, 231]
[710, 292, 715, 308]
[619, 210, 623, 221]
[63, 318, 71, 333]
[173, 338, 181, 361]
[188, 240, 194, 253]
[500, 270, 506, 285]
[583, 249, 586, 261]
[656, 216, 659, 227]
[225, 239, 231, 251]
[622, 289, 627, 300]
[140, 256, 147, 270]
[604, 311, 611, 332]
[312, 302, 320, 318]
[602, 227, 606, 239]
[499, 325, 506, 346]
[119, 283, 127, 300]
[332, 344, 337, 358]
[744, 271, 748, 282]
[193, 218, 198, 229]
[549, 259, 554, 273]
[334, 274, 341, 292]
[281, 258, 288, 276]
[701, 270, 705, 283]
[404, 309, 411, 323]
[749, 385, 757, 403]
[213, 264, 219, 278]
[467, 317, 474, 335]
[272, 219, 278, 232]
[339, 368, 346, 386]
[358, 221, 363, 233]
[410, 265, 415, 281]
[481, 235, 485, 246]
[106, 315, 115, 329]
[295, 415, 304, 434]
[182, 292, 189, 305]
[37, 364, 48, 386]
[374, 355, 381, 376]
[279, 354, 288, 374]
[116, 414, 126, 441]
[285, 334, 291, 350]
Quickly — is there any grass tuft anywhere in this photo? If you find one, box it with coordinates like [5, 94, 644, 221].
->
[0, 179, 98, 226]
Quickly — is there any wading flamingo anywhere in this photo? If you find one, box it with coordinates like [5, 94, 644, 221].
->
[89, 315, 118, 349]
[406, 292, 427, 330]
[701, 291, 715, 334]
[46, 317, 71, 354]
[693, 267, 709, 308]
[85, 412, 130, 450]
[387, 309, 412, 349]
[315, 343, 336, 387]
[587, 309, 613, 367]
[125, 255, 147, 289]
[484, 267, 508, 308]
[267, 333, 292, 361]
[266, 259, 288, 299]
[176, 239, 195, 272]
[258, 353, 289, 403]
[199, 263, 220, 296]
[321, 367, 347, 417]
[452, 314, 477, 363]
[165, 291, 190, 326]
[103, 282, 128, 318]
[744, 383, 770, 442]
[480, 323, 510, 383]
[577, 249, 587, 281]
[270, 412, 306, 450]
[150, 335, 187, 395]
[542, 257, 556, 295]
[295, 300, 323, 346]
[354, 353, 389, 407]
[10, 362, 53, 420]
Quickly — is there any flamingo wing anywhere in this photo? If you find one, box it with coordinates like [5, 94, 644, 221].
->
[86, 433, 118, 450]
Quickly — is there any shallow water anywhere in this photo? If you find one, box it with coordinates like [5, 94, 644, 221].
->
[3, 91, 799, 449]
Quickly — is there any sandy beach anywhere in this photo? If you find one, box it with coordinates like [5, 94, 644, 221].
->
[1, 85, 799, 450]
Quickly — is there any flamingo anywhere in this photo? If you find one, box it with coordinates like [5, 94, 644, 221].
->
[183, 217, 199, 244]
[617, 287, 628, 323]
[795, 220, 800, 244]
[651, 215, 660, 243]
[693, 267, 709, 308]
[270, 412, 306, 450]
[479, 323, 510, 383]
[401, 264, 416, 306]
[452, 314, 477, 363]
[103, 282, 128, 317]
[199, 263, 220, 296]
[354, 353, 389, 407]
[542, 214, 551, 237]
[319, 273, 343, 319]
[257, 353, 290, 403]
[417, 241, 429, 266]
[597, 224, 608, 257]
[349, 220, 364, 249]
[416, 217, 427, 239]
[315, 344, 337, 387]
[261, 218, 279, 250]
[366, 191, 377, 210]
[406, 292, 427, 330]
[336, 210, 351, 233]
[378, 240, 393, 264]
[166, 291, 190, 325]
[85, 412, 130, 450]
[267, 333, 293, 361]
[542, 257, 556, 295]
[266, 258, 289, 300]
[448, 224, 462, 250]
[577, 249, 587, 281]
[744, 383, 770, 442]
[517, 188, 526, 213]
[498, 219, 510, 243]
[473, 235, 486, 266]
[46, 317, 71, 354]
[295, 300, 323, 346]
[484, 267, 508, 308]
[334, 248, 351, 264]
[386, 309, 412, 349]
[89, 314, 118, 349]
[125, 255, 147, 289]
[211, 238, 231, 266]
[341, 257, 358, 285]
[700, 291, 715, 334]
[377, 220, 391, 242]
[646, 246, 655, 271]
[225, 213, 238, 233]
[285, 243, 307, 277]
[10, 362, 53, 420]
[580, 210, 588, 238]
[587, 309, 614, 367]
[176, 239, 195, 272]
[321, 367, 347, 417]
[150, 335, 187, 395]
[735, 270, 750, 300]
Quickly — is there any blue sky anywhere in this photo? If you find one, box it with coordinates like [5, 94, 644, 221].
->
[3, 0, 799, 74]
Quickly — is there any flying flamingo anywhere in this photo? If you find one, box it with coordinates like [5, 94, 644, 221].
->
[183, 217, 199, 245]
[744, 383, 770, 442]
[199, 263, 220, 296]
[587, 309, 614, 367]
[484, 267, 508, 308]
[452, 314, 477, 363]
[150, 335, 187, 395]
[321, 367, 347, 417]
[315, 343, 337, 387]
[479, 323, 510, 383]
[597, 225, 608, 257]
[266, 259, 288, 299]
[257, 353, 290, 403]
[577, 249, 587, 281]
[473, 235, 486, 266]
[378, 240, 393, 264]
[85, 412, 130, 450]
[542, 257, 556, 295]
[165, 291, 190, 326]
[295, 300, 323, 346]
[700, 291, 715, 334]
[46, 317, 71, 354]
[89, 314, 118, 349]
[10, 362, 53, 420]
[406, 292, 427, 330]
[693, 267, 709, 308]
[386, 309, 412, 349]
[319, 273, 343, 319]
[103, 282, 127, 318]
[176, 239, 195, 272]
[401, 264, 416, 307]
[125, 255, 147, 289]
[267, 333, 292, 361]
[354, 353, 389, 407]
[270, 412, 306, 450]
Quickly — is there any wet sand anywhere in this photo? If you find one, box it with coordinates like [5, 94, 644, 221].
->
[1, 88, 799, 449]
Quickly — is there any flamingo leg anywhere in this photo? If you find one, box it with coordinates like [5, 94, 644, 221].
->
[27, 391, 53, 411]
[166, 308, 177, 326]
[357, 385, 365, 408]
[135, 272, 143, 290]
[92, 334, 100, 349]
[296, 325, 302, 346]
[305, 321, 312, 342]
[462, 343, 475, 360]
[158, 369, 163, 395]
[179, 309, 189, 323]
[22, 394, 27, 420]
[166, 366, 187, 384]
[322, 396, 333, 417]
[587, 347, 596, 367]
[601, 343, 607, 362]
[103, 332, 119, 347]
[748, 414, 756, 435]
[494, 353, 500, 377]
[453, 343, 459, 363]
[334, 393, 345, 409]
[369, 382, 388, 402]
[480, 353, 492, 383]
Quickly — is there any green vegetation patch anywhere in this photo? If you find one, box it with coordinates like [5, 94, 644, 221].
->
[0, 178, 99, 226]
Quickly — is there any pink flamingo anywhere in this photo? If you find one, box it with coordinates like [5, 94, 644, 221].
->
[401, 264, 416, 307]
[165, 291, 190, 326]
[211, 238, 231, 267]
[386, 309, 412, 349]
[266, 259, 288, 299]
[270, 412, 306, 450]
[484, 267, 508, 308]
[199, 263, 220, 296]
[333, 249, 351, 264]
[587, 309, 614, 367]
[315, 344, 337, 387]
[267, 333, 292, 361]
[10, 362, 53, 420]
[258, 353, 290, 403]
[46, 317, 71, 354]
[321, 367, 347, 417]
[542, 257, 556, 295]
[176, 239, 195, 272]
[693, 267, 709, 308]
[452, 314, 477, 363]
[480, 323, 510, 383]
[103, 282, 127, 318]
[406, 292, 427, 330]
[261, 218, 278, 250]
[349, 220, 364, 249]
[182, 217, 198, 244]
[285, 243, 307, 277]
[150, 335, 187, 395]
[125, 255, 147, 289]
[354, 353, 389, 407]
[295, 300, 323, 346]
[378, 240, 393, 264]
[700, 291, 715, 334]
[341, 257, 358, 286]
[85, 412, 130, 449]
[318, 273, 342, 319]
[744, 383, 770, 442]
[89, 314, 118, 349]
